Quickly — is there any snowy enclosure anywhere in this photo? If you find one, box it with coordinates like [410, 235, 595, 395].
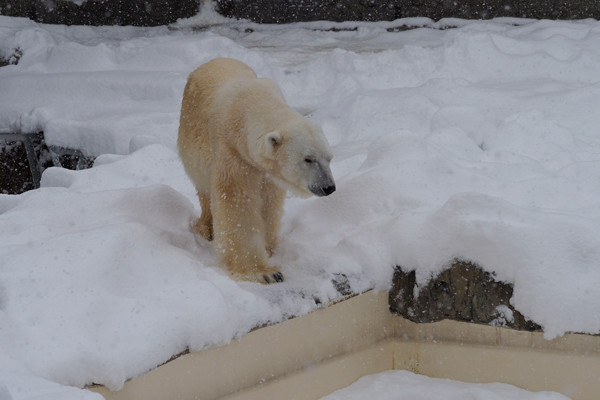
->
[2, 7, 600, 400]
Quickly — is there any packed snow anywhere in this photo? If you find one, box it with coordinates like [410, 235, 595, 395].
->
[1, 4, 600, 399]
[320, 370, 570, 400]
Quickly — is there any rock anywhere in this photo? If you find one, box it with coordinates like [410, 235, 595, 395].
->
[0, 132, 94, 195]
[332, 273, 353, 297]
[49, 146, 94, 171]
[0, 0, 200, 26]
[0, 132, 47, 194]
[389, 261, 541, 331]
[0, 138, 34, 194]
[215, 0, 401, 24]
[215, 0, 600, 24]
[0, 47, 22, 67]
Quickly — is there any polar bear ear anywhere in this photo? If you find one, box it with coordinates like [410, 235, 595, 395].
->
[266, 131, 282, 148]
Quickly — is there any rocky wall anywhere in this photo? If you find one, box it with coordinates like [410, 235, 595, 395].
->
[216, 0, 600, 24]
[2, 1, 599, 27]
[0, 132, 94, 195]
[389, 261, 541, 331]
[0, 0, 200, 26]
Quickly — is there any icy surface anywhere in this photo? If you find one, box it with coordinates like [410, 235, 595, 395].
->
[320, 370, 570, 400]
[1, 10, 600, 400]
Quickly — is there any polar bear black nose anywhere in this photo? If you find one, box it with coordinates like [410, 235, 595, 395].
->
[323, 184, 336, 196]
[309, 162, 336, 197]
[310, 183, 336, 197]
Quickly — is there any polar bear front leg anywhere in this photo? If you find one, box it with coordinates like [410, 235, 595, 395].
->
[261, 180, 286, 257]
[212, 184, 284, 284]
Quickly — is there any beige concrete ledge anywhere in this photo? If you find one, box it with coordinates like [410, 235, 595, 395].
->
[90, 290, 600, 400]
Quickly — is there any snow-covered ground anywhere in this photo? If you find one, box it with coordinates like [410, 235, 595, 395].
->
[1, 4, 600, 399]
[320, 370, 570, 400]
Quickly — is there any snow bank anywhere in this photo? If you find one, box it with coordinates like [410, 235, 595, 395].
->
[1, 13, 600, 400]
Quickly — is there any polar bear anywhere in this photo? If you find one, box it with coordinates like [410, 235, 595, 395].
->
[178, 58, 335, 284]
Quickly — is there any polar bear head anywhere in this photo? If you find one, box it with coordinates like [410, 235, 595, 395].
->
[253, 119, 336, 198]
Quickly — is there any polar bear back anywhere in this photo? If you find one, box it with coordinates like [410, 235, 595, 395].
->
[178, 58, 295, 192]
[178, 58, 255, 190]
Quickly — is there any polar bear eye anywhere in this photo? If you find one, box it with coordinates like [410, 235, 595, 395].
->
[304, 157, 315, 164]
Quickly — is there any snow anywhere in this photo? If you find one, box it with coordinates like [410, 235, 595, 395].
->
[1, 6, 600, 400]
[320, 370, 570, 400]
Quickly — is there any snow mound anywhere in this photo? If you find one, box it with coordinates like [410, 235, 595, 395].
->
[320, 370, 570, 400]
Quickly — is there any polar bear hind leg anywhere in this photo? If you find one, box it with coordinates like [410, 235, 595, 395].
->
[192, 191, 213, 241]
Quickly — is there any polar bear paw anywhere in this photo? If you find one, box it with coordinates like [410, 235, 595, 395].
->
[230, 268, 284, 284]
[191, 217, 213, 241]
[262, 271, 284, 284]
